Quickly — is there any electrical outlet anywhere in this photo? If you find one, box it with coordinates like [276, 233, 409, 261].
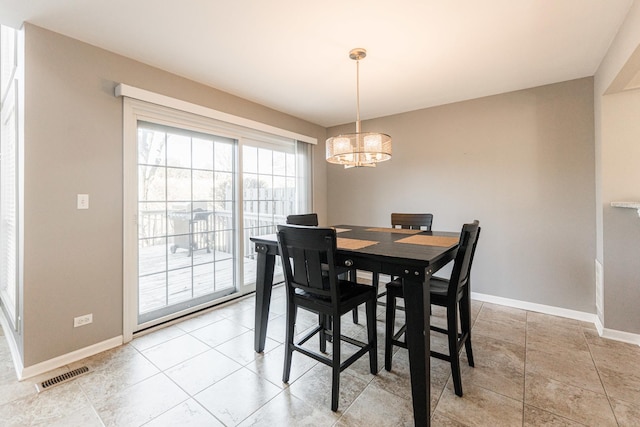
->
[77, 194, 89, 210]
[73, 314, 93, 327]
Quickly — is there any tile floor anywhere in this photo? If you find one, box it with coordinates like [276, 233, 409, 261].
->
[0, 285, 639, 426]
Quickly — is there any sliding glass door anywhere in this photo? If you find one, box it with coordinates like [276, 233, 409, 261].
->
[122, 96, 313, 335]
[137, 122, 237, 325]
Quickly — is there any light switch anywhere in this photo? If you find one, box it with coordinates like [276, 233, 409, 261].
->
[77, 194, 89, 210]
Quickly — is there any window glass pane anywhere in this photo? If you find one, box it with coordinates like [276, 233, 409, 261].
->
[192, 137, 214, 170]
[273, 151, 286, 176]
[243, 146, 257, 173]
[166, 133, 191, 168]
[138, 128, 165, 166]
[193, 170, 214, 201]
[166, 167, 191, 201]
[215, 140, 233, 172]
[258, 148, 272, 174]
[139, 166, 166, 202]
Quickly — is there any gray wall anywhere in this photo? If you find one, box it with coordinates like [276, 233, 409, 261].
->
[595, 0, 640, 335]
[21, 24, 327, 367]
[327, 78, 596, 313]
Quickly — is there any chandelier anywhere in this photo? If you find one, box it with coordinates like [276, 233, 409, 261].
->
[326, 48, 392, 168]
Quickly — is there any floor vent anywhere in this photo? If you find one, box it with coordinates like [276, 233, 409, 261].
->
[36, 366, 89, 392]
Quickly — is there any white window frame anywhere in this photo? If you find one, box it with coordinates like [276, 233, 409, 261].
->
[120, 85, 315, 341]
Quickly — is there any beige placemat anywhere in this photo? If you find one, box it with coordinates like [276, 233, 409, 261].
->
[334, 228, 351, 233]
[365, 227, 422, 235]
[396, 235, 459, 247]
[337, 237, 378, 250]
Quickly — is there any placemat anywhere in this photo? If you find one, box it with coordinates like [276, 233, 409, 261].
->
[365, 227, 422, 235]
[337, 237, 379, 250]
[396, 235, 459, 247]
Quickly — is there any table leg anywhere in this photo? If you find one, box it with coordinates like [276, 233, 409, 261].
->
[254, 248, 276, 353]
[402, 271, 432, 427]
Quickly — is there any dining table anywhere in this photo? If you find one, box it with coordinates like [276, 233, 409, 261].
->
[250, 225, 460, 427]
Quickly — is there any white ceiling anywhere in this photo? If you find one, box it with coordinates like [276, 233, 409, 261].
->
[0, 0, 634, 127]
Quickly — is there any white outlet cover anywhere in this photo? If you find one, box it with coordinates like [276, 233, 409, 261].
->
[77, 194, 89, 210]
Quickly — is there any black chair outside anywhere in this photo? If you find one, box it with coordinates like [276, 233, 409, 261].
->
[277, 225, 378, 411]
[385, 220, 480, 397]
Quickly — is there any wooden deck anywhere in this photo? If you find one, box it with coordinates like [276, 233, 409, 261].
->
[138, 243, 282, 315]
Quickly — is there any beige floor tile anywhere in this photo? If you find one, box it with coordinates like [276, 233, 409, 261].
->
[93, 373, 189, 427]
[0, 382, 92, 427]
[430, 412, 470, 426]
[597, 364, 640, 404]
[141, 333, 211, 370]
[164, 348, 243, 395]
[247, 344, 318, 387]
[478, 303, 527, 323]
[215, 329, 279, 365]
[584, 329, 640, 373]
[610, 397, 640, 427]
[76, 351, 160, 402]
[189, 317, 250, 348]
[435, 380, 523, 427]
[525, 347, 604, 394]
[238, 388, 339, 426]
[174, 309, 226, 332]
[194, 367, 281, 425]
[130, 324, 186, 351]
[524, 372, 617, 426]
[526, 324, 590, 355]
[460, 335, 525, 401]
[523, 405, 585, 426]
[472, 316, 526, 347]
[335, 382, 416, 427]
[145, 398, 224, 426]
[287, 363, 371, 414]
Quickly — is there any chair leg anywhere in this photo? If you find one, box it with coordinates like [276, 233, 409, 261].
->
[331, 314, 341, 412]
[459, 294, 474, 367]
[283, 302, 296, 383]
[385, 290, 396, 371]
[366, 298, 378, 374]
[350, 269, 359, 324]
[352, 308, 359, 324]
[447, 305, 463, 397]
[319, 313, 327, 353]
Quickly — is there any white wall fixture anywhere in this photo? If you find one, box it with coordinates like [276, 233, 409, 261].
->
[611, 201, 640, 217]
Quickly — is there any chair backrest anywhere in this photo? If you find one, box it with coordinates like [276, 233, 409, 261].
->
[286, 213, 319, 226]
[391, 213, 433, 231]
[277, 224, 339, 301]
[447, 220, 481, 300]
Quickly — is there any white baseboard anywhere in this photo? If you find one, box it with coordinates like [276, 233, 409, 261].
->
[19, 336, 123, 381]
[599, 326, 640, 346]
[472, 291, 640, 346]
[471, 292, 597, 323]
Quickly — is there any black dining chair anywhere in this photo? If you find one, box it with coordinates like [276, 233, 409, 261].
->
[371, 213, 435, 303]
[286, 213, 359, 323]
[277, 225, 378, 411]
[286, 213, 319, 226]
[384, 220, 480, 397]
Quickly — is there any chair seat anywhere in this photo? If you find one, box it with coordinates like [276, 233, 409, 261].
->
[295, 280, 376, 314]
[386, 276, 450, 298]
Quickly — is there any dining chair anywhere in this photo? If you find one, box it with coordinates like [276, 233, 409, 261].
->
[384, 220, 480, 397]
[372, 213, 435, 302]
[286, 213, 319, 226]
[277, 224, 378, 411]
[286, 213, 359, 324]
